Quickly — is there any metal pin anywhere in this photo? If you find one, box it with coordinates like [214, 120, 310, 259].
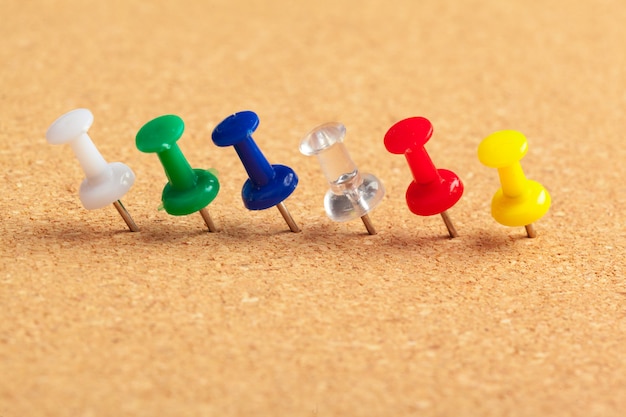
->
[440, 210, 458, 238]
[525, 224, 537, 238]
[112, 200, 139, 232]
[276, 202, 301, 233]
[360, 213, 377, 235]
[198, 208, 218, 232]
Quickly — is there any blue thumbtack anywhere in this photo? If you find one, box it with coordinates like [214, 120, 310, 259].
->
[212, 110, 301, 232]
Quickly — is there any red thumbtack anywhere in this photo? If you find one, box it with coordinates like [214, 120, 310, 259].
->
[384, 116, 464, 237]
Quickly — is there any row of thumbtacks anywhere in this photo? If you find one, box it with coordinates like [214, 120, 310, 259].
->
[46, 109, 551, 238]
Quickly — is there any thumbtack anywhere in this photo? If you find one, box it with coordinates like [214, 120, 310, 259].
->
[46, 108, 139, 232]
[212, 111, 300, 233]
[384, 117, 463, 238]
[300, 122, 385, 235]
[136, 115, 220, 232]
[478, 130, 550, 238]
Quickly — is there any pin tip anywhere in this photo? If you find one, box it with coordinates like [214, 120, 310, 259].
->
[525, 224, 537, 238]
[360, 214, 377, 235]
[276, 202, 301, 233]
[113, 200, 139, 232]
[440, 211, 458, 238]
[199, 208, 218, 232]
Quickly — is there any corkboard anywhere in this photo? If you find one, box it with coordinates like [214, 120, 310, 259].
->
[1, 0, 625, 416]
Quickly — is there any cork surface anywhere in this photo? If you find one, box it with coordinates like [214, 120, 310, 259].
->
[1, 0, 625, 416]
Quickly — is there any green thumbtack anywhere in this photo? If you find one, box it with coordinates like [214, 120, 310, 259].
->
[136, 115, 220, 232]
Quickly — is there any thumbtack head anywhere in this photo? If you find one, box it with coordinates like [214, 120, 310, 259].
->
[79, 162, 135, 210]
[46, 108, 94, 145]
[383, 116, 433, 154]
[478, 130, 528, 168]
[135, 114, 184, 153]
[300, 122, 346, 156]
[212, 110, 259, 147]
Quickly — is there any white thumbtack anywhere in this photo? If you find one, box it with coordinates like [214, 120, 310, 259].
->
[46, 108, 139, 232]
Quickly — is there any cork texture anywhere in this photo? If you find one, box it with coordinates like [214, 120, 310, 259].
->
[1, 0, 625, 416]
